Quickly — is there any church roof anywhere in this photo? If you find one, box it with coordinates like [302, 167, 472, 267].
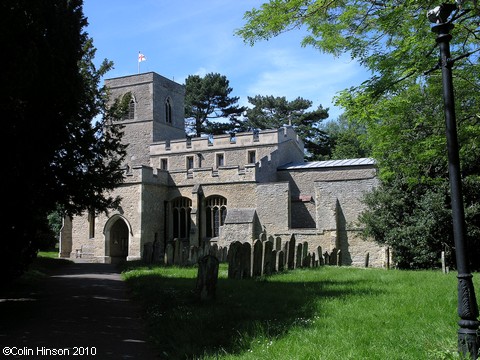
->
[278, 158, 375, 170]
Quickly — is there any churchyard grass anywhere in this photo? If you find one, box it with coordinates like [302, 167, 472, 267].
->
[122, 263, 479, 360]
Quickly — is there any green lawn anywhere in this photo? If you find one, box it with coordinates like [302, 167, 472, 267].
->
[121, 263, 480, 360]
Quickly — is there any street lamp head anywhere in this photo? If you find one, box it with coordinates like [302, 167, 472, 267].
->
[427, 3, 458, 24]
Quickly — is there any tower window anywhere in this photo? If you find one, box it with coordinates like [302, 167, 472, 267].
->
[248, 150, 256, 164]
[122, 98, 135, 120]
[160, 158, 168, 170]
[165, 98, 172, 124]
[186, 156, 194, 170]
[216, 153, 224, 168]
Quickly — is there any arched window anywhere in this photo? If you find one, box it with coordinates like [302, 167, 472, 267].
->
[165, 97, 172, 124]
[171, 197, 192, 239]
[122, 98, 135, 120]
[205, 196, 227, 238]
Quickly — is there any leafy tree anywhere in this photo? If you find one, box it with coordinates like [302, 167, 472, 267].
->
[1, 0, 127, 279]
[319, 114, 371, 160]
[239, 95, 329, 160]
[184, 73, 245, 137]
[236, 1, 480, 269]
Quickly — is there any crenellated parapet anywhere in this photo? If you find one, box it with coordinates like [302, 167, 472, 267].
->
[122, 165, 169, 186]
[150, 127, 304, 155]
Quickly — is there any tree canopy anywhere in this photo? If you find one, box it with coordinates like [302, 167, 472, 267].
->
[240, 95, 330, 160]
[237, 1, 480, 269]
[1, 0, 127, 279]
[184, 73, 245, 137]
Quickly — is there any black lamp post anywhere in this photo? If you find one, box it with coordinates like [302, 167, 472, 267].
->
[428, 3, 480, 358]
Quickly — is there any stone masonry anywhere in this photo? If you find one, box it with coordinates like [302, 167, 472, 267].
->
[60, 71, 386, 267]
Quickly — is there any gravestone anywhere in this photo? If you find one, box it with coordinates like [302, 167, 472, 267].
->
[195, 255, 219, 301]
[165, 243, 174, 265]
[252, 240, 263, 277]
[275, 237, 282, 251]
[263, 241, 274, 275]
[324, 251, 330, 265]
[143, 242, 153, 264]
[277, 250, 285, 272]
[365, 252, 370, 268]
[241, 242, 252, 279]
[152, 240, 163, 264]
[296, 243, 303, 268]
[317, 246, 324, 266]
[174, 238, 182, 265]
[190, 246, 199, 265]
[227, 241, 242, 279]
[287, 235, 296, 270]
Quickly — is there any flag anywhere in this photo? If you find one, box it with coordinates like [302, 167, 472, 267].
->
[138, 52, 146, 62]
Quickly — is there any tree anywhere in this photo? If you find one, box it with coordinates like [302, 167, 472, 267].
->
[184, 73, 245, 137]
[319, 114, 371, 160]
[1, 0, 127, 279]
[240, 95, 329, 160]
[236, 1, 480, 269]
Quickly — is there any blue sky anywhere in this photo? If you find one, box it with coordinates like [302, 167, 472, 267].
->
[83, 0, 370, 121]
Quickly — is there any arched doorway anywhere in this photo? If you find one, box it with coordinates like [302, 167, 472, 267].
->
[108, 218, 129, 261]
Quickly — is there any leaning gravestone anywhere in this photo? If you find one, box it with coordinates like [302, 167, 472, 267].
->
[227, 241, 242, 279]
[287, 235, 296, 270]
[296, 243, 303, 268]
[195, 255, 219, 301]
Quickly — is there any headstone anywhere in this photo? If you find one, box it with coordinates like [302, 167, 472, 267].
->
[271, 250, 277, 273]
[365, 253, 370, 268]
[296, 243, 303, 268]
[152, 240, 163, 264]
[304, 253, 312, 268]
[195, 255, 219, 301]
[174, 238, 182, 265]
[268, 235, 275, 244]
[277, 250, 285, 272]
[190, 246, 199, 265]
[241, 242, 252, 279]
[287, 235, 296, 270]
[252, 239, 263, 277]
[324, 251, 330, 266]
[263, 241, 274, 275]
[275, 237, 282, 251]
[143, 242, 153, 264]
[317, 246, 324, 266]
[227, 241, 242, 279]
[312, 252, 317, 267]
[260, 232, 267, 242]
[165, 243, 174, 266]
[441, 251, 446, 274]
[337, 249, 342, 266]
[330, 248, 338, 265]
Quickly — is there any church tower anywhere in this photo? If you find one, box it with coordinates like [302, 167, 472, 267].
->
[105, 72, 185, 167]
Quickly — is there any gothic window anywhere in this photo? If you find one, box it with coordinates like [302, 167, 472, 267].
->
[171, 197, 192, 239]
[122, 98, 135, 120]
[205, 196, 227, 238]
[165, 97, 172, 124]
[160, 158, 168, 170]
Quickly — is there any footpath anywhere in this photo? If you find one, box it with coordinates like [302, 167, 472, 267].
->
[0, 260, 160, 359]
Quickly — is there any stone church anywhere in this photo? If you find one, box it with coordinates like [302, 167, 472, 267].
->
[59, 72, 387, 267]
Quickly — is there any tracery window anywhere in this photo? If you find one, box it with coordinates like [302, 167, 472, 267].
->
[172, 197, 192, 239]
[205, 196, 227, 238]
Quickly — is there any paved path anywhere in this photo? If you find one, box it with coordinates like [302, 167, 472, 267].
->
[0, 260, 160, 359]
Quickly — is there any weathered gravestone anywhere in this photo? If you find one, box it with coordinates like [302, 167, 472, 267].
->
[143, 242, 153, 264]
[152, 240, 163, 264]
[287, 235, 296, 270]
[263, 241, 274, 275]
[277, 250, 285, 272]
[165, 243, 174, 266]
[195, 255, 219, 301]
[227, 241, 242, 279]
[296, 243, 303, 268]
[252, 239, 263, 277]
[241, 242, 252, 279]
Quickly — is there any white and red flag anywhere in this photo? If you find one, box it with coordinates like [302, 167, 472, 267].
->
[138, 52, 146, 62]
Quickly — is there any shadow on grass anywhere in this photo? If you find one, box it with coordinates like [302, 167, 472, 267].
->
[124, 266, 381, 359]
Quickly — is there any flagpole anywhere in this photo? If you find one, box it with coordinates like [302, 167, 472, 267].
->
[138, 51, 140, 74]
